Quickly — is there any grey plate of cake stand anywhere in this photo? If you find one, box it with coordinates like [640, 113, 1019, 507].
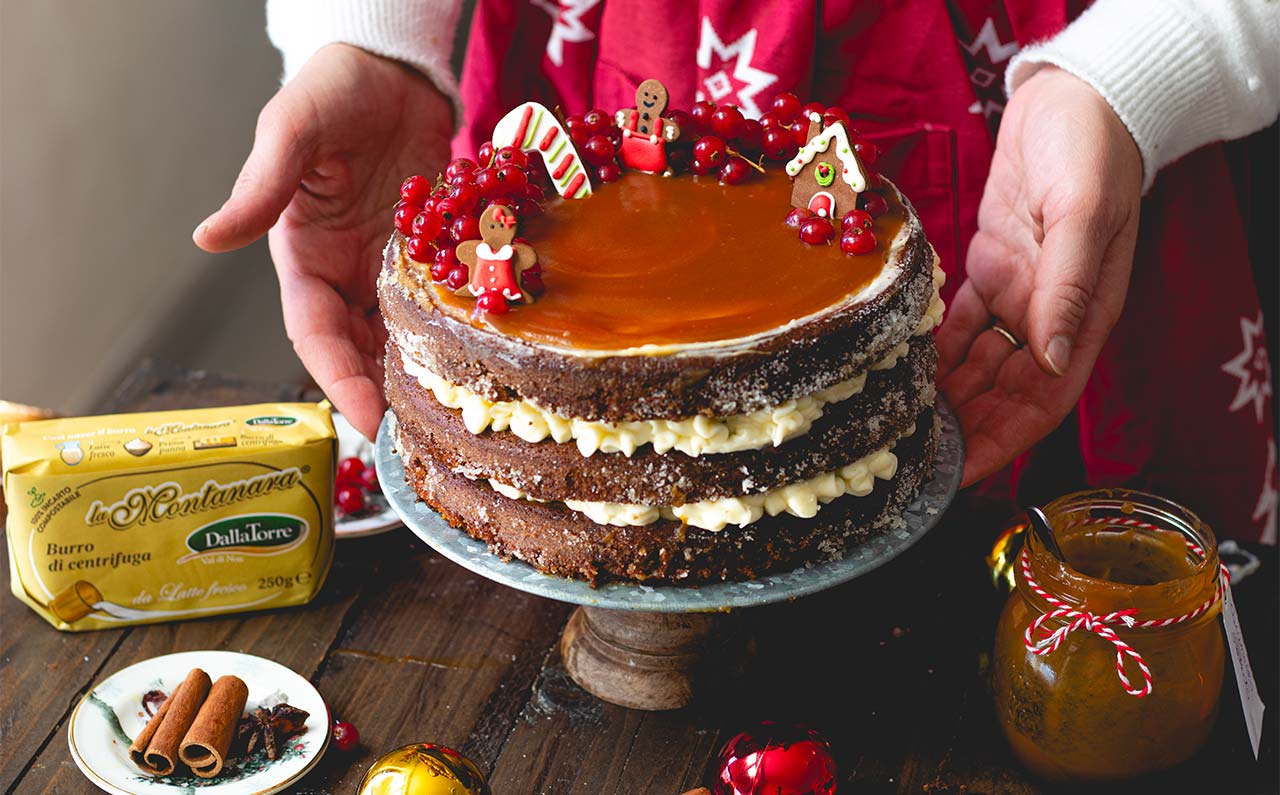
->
[376, 400, 964, 710]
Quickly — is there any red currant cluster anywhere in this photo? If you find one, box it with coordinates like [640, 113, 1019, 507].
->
[786, 207, 880, 254]
[335, 456, 379, 516]
[667, 102, 758, 184]
[563, 109, 623, 184]
[394, 147, 548, 312]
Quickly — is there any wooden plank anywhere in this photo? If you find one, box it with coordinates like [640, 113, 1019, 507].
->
[3, 363, 322, 793]
[286, 531, 571, 793]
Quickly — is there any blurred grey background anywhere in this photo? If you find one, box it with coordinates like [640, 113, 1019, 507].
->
[1, 1, 303, 412]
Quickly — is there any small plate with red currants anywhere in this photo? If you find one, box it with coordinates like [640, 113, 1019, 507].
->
[333, 412, 402, 539]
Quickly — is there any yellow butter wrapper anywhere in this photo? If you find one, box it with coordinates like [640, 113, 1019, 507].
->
[2, 402, 336, 631]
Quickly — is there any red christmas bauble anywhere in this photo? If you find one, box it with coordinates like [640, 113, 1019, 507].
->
[714, 722, 837, 795]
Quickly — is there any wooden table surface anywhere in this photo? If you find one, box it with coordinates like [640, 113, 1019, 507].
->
[2, 362, 1276, 795]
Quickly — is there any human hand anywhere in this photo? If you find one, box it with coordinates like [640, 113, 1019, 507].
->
[937, 66, 1143, 487]
[194, 44, 453, 439]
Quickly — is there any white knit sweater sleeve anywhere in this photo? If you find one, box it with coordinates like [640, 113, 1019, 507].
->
[1007, 0, 1280, 191]
[265, 0, 463, 117]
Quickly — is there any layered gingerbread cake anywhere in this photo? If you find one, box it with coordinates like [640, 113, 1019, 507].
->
[380, 91, 944, 584]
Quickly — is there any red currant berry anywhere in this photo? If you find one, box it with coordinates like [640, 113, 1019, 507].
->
[411, 210, 442, 239]
[337, 455, 363, 481]
[860, 191, 889, 217]
[474, 167, 500, 197]
[450, 215, 480, 243]
[784, 207, 814, 229]
[429, 258, 452, 282]
[692, 135, 728, 168]
[393, 203, 420, 236]
[434, 198, 461, 224]
[582, 108, 610, 134]
[447, 183, 479, 214]
[565, 115, 589, 147]
[434, 245, 459, 270]
[358, 466, 380, 493]
[718, 158, 752, 185]
[690, 158, 716, 177]
[665, 109, 693, 135]
[521, 269, 545, 296]
[513, 198, 543, 217]
[840, 227, 878, 255]
[495, 146, 529, 169]
[595, 162, 621, 183]
[477, 141, 495, 166]
[737, 119, 764, 153]
[475, 290, 509, 315]
[770, 92, 802, 123]
[400, 175, 432, 205]
[445, 265, 469, 290]
[854, 140, 879, 166]
[582, 134, 616, 167]
[759, 110, 784, 129]
[841, 209, 874, 232]
[445, 158, 478, 181]
[332, 721, 360, 753]
[496, 164, 528, 195]
[666, 145, 692, 173]
[798, 216, 835, 245]
[788, 119, 810, 146]
[709, 105, 745, 140]
[823, 106, 851, 128]
[405, 236, 433, 263]
[801, 100, 825, 118]
[761, 128, 795, 159]
[690, 100, 717, 135]
[336, 486, 365, 515]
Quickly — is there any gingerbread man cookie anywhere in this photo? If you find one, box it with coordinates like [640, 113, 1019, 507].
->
[615, 78, 681, 174]
[455, 204, 538, 307]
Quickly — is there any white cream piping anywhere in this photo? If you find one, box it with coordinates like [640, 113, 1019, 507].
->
[485, 422, 914, 532]
[399, 265, 944, 458]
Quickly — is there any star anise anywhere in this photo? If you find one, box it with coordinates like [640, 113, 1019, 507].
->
[233, 703, 310, 761]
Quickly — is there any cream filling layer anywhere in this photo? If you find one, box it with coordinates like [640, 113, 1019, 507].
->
[485, 422, 913, 532]
[401, 266, 944, 459]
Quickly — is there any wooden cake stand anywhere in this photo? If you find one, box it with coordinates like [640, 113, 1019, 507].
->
[376, 402, 964, 711]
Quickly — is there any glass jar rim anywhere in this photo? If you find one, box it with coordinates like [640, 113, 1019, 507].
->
[1021, 489, 1221, 620]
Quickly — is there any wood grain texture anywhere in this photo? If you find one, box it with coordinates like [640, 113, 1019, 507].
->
[2, 362, 1276, 795]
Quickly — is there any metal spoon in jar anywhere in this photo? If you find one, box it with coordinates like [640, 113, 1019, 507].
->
[1026, 506, 1067, 561]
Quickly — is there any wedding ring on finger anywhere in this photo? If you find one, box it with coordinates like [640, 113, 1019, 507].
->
[990, 322, 1023, 349]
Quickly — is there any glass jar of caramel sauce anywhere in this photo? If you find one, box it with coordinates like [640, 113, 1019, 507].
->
[993, 490, 1226, 782]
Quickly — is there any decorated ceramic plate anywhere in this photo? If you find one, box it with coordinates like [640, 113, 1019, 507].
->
[68, 650, 329, 795]
[333, 411, 402, 539]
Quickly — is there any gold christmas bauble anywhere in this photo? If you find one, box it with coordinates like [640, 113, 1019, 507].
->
[357, 743, 491, 795]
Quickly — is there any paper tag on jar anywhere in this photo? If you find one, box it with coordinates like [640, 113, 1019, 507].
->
[1222, 583, 1264, 757]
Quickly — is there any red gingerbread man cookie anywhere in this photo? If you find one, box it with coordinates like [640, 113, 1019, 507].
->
[615, 78, 681, 174]
[454, 204, 538, 307]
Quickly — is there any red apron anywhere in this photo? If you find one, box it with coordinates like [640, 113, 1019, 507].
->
[457, 0, 1276, 542]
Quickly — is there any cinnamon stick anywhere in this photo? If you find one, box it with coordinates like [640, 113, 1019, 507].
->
[179, 675, 249, 778]
[129, 668, 211, 776]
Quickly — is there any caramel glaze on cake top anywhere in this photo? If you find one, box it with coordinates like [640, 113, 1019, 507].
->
[432, 169, 905, 351]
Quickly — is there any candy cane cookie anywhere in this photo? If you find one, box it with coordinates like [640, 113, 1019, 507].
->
[491, 102, 592, 199]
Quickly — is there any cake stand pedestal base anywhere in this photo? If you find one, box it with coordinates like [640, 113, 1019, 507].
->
[378, 403, 962, 713]
[560, 607, 735, 711]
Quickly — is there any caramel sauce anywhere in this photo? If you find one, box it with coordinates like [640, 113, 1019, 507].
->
[1059, 526, 1195, 586]
[432, 170, 904, 350]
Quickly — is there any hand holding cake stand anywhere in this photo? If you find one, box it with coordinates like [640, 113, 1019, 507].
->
[376, 401, 964, 711]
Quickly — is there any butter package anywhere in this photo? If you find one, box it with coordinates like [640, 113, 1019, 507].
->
[2, 402, 336, 631]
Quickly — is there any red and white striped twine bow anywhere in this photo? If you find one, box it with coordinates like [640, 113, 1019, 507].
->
[1020, 517, 1230, 698]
